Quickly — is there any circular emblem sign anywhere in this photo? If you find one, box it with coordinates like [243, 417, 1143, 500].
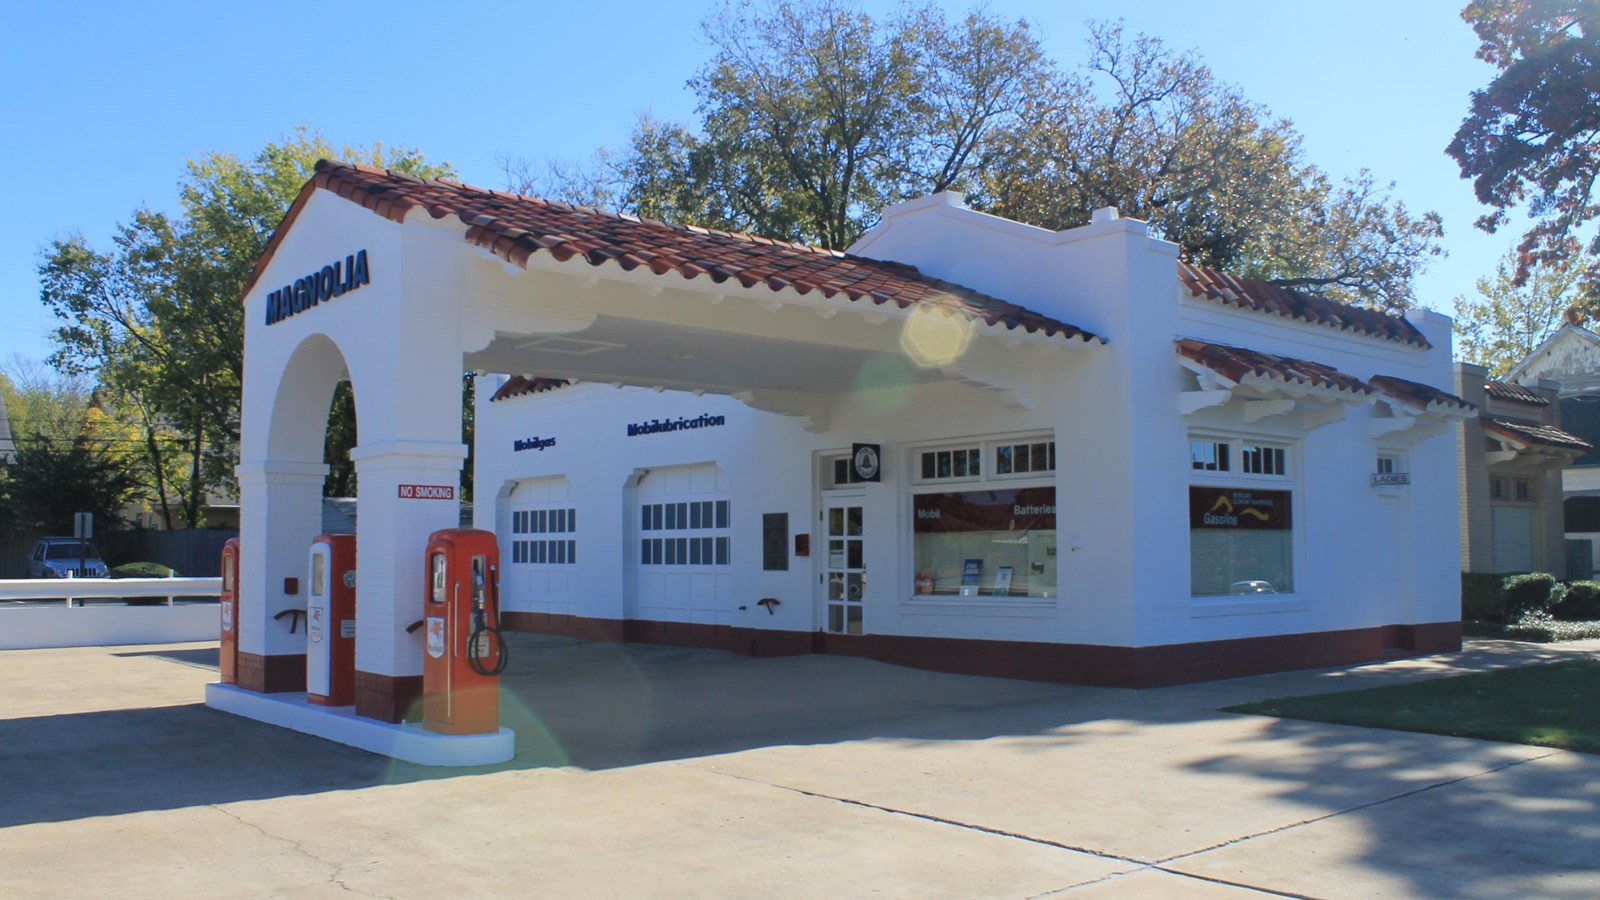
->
[342, 570, 356, 589]
[852, 443, 881, 482]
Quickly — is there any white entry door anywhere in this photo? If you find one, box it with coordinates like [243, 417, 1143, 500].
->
[822, 498, 866, 634]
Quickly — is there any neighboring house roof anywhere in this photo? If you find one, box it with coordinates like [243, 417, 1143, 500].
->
[247, 161, 1102, 345]
[1559, 397, 1600, 466]
[1367, 375, 1477, 416]
[490, 376, 574, 403]
[1178, 261, 1430, 349]
[1485, 379, 1549, 406]
[1506, 323, 1600, 388]
[1481, 416, 1593, 453]
[322, 496, 472, 530]
[322, 497, 359, 534]
[1175, 339, 1375, 397]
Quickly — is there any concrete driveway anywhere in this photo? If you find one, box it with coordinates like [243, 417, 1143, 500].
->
[1, 635, 1596, 898]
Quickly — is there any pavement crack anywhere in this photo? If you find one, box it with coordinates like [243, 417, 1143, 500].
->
[1029, 867, 1319, 899]
[207, 805, 391, 898]
[1152, 750, 1561, 868]
[699, 766, 1148, 865]
[706, 768, 1322, 899]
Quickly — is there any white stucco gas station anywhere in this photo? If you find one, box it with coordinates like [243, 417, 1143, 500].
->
[208, 162, 1473, 765]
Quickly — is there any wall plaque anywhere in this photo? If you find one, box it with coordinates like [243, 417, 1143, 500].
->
[762, 513, 789, 571]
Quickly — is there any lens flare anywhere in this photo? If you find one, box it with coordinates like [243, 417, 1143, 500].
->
[853, 355, 914, 414]
[899, 304, 974, 368]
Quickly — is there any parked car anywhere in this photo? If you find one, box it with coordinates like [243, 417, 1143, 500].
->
[27, 538, 109, 579]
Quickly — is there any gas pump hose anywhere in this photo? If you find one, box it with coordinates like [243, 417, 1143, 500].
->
[467, 615, 510, 677]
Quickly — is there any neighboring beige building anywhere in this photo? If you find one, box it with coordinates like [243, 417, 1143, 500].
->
[1505, 324, 1600, 575]
[1456, 363, 1591, 574]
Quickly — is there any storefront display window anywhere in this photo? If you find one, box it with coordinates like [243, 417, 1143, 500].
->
[1188, 486, 1293, 595]
[912, 487, 1056, 598]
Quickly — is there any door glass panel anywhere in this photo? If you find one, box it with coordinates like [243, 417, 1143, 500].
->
[823, 503, 866, 636]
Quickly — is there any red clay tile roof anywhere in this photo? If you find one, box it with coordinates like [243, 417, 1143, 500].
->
[1176, 339, 1374, 397]
[1178, 262, 1429, 349]
[1485, 379, 1549, 406]
[1482, 416, 1593, 452]
[246, 162, 1101, 344]
[1367, 375, 1476, 415]
[489, 376, 572, 402]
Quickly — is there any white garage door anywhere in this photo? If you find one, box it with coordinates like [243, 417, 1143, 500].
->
[1492, 506, 1534, 573]
[505, 476, 576, 614]
[635, 463, 732, 623]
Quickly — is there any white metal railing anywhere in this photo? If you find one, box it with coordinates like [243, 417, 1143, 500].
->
[0, 576, 222, 607]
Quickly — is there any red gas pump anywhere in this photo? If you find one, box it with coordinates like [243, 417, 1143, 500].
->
[219, 538, 240, 685]
[307, 534, 358, 706]
[421, 528, 508, 735]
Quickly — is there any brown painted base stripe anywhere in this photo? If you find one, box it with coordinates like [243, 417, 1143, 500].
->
[500, 612, 1462, 689]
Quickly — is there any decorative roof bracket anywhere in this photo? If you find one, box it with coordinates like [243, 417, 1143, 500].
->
[732, 389, 829, 433]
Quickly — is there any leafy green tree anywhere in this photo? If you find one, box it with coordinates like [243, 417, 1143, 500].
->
[1454, 250, 1590, 375]
[506, 0, 1049, 250]
[981, 23, 1442, 311]
[39, 129, 456, 522]
[1448, 1, 1600, 303]
[4, 433, 138, 534]
[512, 4, 1440, 311]
[0, 363, 140, 532]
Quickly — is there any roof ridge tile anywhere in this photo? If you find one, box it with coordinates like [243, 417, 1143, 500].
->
[247, 161, 1102, 344]
[1178, 260, 1428, 349]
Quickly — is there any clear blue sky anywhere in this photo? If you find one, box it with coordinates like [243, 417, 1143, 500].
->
[0, 0, 1507, 368]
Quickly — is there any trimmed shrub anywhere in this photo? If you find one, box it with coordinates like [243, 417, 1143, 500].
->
[1462, 572, 1508, 623]
[1553, 581, 1600, 621]
[110, 562, 178, 578]
[1503, 573, 1559, 620]
[110, 562, 177, 604]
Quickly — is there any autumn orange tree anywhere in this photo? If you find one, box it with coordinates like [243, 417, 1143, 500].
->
[1448, 0, 1600, 316]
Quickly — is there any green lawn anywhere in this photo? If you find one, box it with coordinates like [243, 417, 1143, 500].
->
[1224, 659, 1600, 754]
